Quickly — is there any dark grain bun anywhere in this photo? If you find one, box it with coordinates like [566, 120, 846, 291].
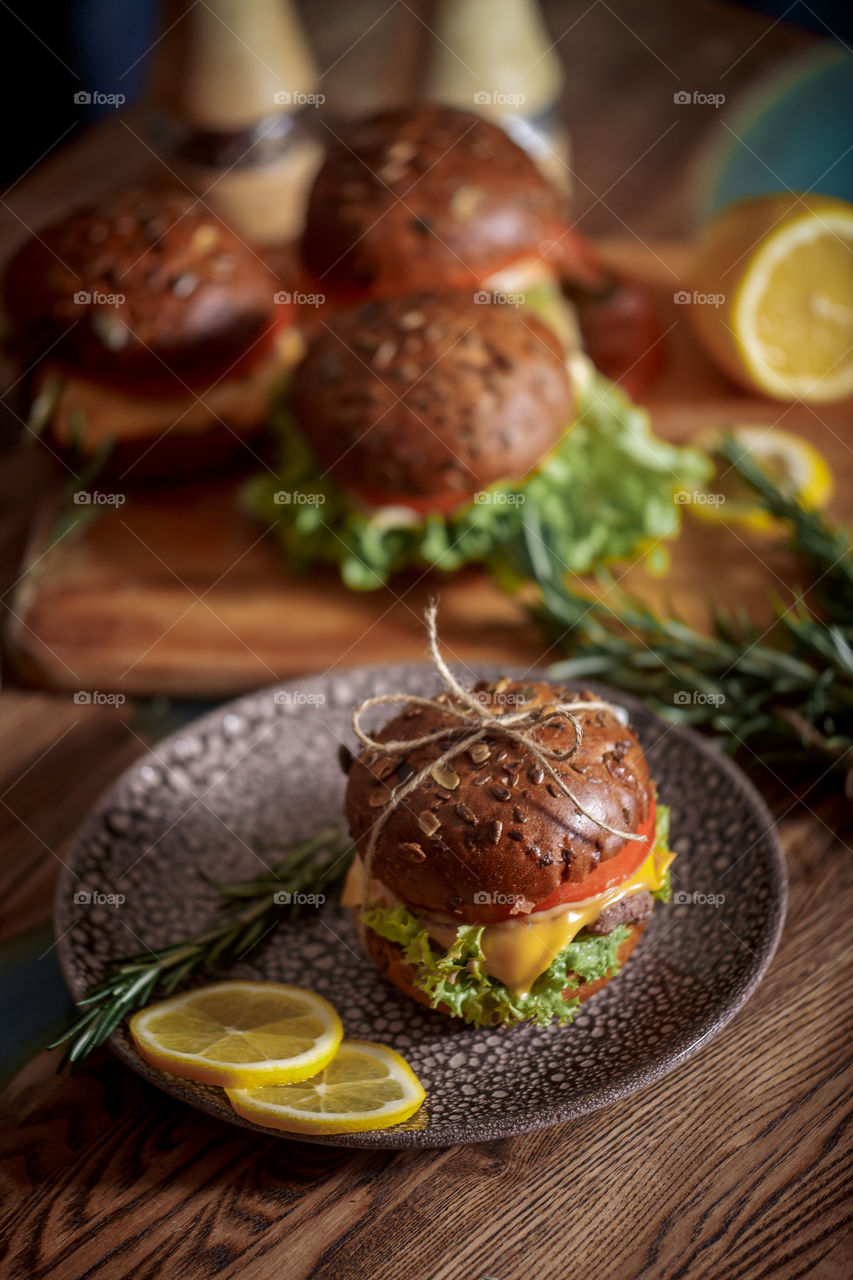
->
[361, 918, 647, 1018]
[3, 188, 277, 377]
[292, 293, 572, 502]
[301, 104, 566, 296]
[345, 679, 652, 919]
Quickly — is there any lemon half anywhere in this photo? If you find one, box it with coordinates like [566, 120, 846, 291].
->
[691, 194, 853, 402]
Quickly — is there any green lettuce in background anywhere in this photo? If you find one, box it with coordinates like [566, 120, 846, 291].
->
[241, 365, 711, 590]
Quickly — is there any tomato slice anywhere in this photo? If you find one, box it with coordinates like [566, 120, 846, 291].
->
[531, 798, 657, 915]
[572, 275, 663, 399]
[53, 310, 297, 400]
[298, 222, 597, 309]
[548, 225, 610, 293]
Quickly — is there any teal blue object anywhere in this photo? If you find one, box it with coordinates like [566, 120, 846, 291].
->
[0, 925, 75, 1090]
[0, 700, 211, 1088]
[700, 48, 853, 220]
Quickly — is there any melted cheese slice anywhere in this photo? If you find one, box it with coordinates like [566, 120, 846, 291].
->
[346, 844, 675, 999]
[425, 846, 675, 997]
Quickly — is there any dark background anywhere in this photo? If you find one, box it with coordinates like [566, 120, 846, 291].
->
[1, 0, 850, 197]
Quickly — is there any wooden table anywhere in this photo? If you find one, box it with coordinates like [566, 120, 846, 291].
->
[0, 4, 850, 1278]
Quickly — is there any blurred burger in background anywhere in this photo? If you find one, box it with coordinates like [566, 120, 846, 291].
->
[245, 286, 708, 589]
[291, 290, 572, 514]
[244, 101, 709, 589]
[298, 103, 659, 394]
[3, 188, 303, 480]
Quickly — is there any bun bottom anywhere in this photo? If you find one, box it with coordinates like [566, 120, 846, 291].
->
[360, 915, 648, 1023]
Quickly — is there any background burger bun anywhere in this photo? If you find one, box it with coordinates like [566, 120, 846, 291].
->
[3, 187, 306, 480]
[292, 293, 573, 504]
[346, 680, 653, 919]
[4, 187, 278, 378]
[301, 104, 567, 296]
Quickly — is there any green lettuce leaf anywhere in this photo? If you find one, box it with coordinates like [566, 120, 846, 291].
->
[361, 901, 631, 1028]
[652, 803, 673, 902]
[241, 368, 711, 590]
[653, 869, 672, 904]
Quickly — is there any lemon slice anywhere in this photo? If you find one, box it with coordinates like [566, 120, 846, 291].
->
[691, 194, 853, 402]
[692, 425, 833, 531]
[226, 1040, 426, 1134]
[129, 981, 343, 1088]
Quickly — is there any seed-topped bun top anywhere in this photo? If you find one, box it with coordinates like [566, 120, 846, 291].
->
[345, 679, 653, 920]
[301, 104, 566, 297]
[3, 188, 277, 377]
[291, 292, 572, 506]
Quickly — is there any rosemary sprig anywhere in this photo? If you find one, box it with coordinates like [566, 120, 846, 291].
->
[50, 827, 353, 1070]
[516, 445, 853, 794]
[718, 435, 853, 625]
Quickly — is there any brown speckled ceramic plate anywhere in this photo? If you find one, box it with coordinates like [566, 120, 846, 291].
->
[55, 663, 786, 1148]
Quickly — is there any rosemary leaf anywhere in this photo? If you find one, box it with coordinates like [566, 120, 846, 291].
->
[50, 827, 353, 1071]
[515, 450, 853, 792]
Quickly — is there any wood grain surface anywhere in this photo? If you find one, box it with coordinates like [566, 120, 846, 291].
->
[1, 2, 851, 1277]
[0, 733, 849, 1280]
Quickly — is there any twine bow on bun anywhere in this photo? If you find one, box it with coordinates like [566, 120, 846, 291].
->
[352, 602, 646, 885]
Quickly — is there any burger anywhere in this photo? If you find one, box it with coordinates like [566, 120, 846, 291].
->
[246, 102, 710, 587]
[244, 288, 709, 588]
[292, 290, 571, 512]
[342, 677, 674, 1028]
[298, 102, 658, 392]
[3, 187, 302, 480]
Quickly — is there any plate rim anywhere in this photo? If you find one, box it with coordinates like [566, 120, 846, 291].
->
[54, 661, 788, 1148]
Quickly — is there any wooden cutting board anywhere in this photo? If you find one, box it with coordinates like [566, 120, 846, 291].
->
[6, 241, 852, 698]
